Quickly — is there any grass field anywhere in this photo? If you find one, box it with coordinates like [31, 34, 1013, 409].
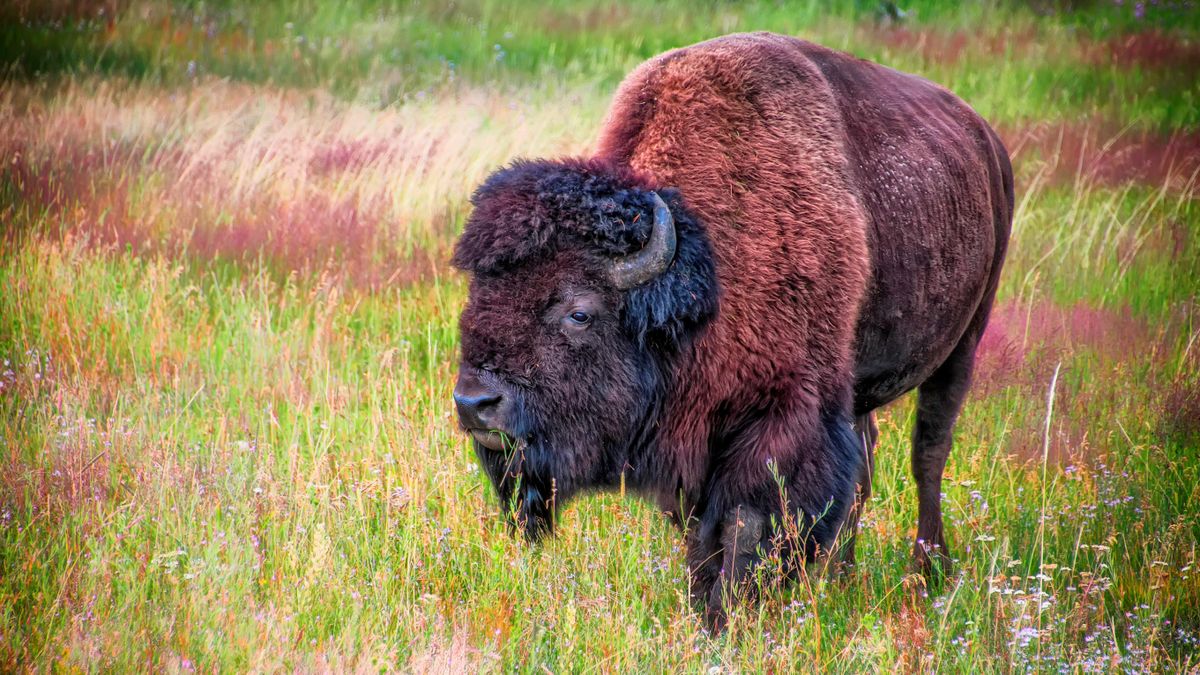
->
[2, 0, 1199, 671]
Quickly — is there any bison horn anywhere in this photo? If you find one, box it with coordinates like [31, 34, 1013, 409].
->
[608, 192, 677, 289]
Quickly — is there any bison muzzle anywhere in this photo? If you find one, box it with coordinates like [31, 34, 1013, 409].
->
[451, 32, 1013, 629]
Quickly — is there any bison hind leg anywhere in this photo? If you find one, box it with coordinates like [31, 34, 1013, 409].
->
[911, 333, 983, 581]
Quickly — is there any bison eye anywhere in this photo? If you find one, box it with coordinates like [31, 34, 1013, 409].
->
[567, 310, 592, 326]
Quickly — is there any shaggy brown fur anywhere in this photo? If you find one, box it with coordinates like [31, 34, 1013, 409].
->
[453, 32, 1012, 629]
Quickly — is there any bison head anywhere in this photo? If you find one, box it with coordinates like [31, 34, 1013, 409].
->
[451, 159, 718, 541]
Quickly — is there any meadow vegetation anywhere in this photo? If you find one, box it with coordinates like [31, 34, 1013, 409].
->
[1, 0, 1198, 671]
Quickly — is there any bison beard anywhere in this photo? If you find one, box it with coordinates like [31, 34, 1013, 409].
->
[452, 33, 1013, 630]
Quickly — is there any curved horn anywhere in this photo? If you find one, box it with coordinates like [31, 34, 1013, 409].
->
[608, 192, 677, 289]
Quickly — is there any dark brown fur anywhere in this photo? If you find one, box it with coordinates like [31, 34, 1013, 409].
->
[454, 33, 1013, 629]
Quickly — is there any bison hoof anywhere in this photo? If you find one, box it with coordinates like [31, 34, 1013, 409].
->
[703, 602, 728, 634]
[912, 539, 953, 583]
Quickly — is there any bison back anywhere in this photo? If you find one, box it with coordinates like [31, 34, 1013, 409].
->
[597, 32, 1012, 420]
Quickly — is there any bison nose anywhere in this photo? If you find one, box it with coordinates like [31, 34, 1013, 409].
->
[453, 380, 504, 431]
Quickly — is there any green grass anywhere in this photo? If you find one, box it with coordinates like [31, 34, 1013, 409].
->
[4, 1, 1198, 127]
[2, 0, 1199, 671]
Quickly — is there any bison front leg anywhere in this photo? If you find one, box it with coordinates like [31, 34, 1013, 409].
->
[837, 411, 878, 570]
[687, 505, 767, 631]
[687, 409, 863, 629]
[782, 410, 865, 575]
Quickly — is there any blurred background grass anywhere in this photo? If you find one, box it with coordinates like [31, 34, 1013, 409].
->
[2, 0, 1198, 127]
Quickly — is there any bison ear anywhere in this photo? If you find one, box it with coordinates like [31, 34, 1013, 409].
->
[621, 189, 719, 347]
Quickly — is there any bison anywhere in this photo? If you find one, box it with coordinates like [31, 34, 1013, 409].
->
[451, 32, 1013, 627]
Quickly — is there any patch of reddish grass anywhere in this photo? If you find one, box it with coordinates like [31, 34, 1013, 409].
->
[868, 25, 1042, 65]
[1000, 120, 1200, 189]
[1157, 333, 1200, 443]
[539, 4, 634, 34]
[2, 80, 595, 288]
[307, 138, 394, 177]
[1085, 30, 1200, 71]
[0, 412, 118, 529]
[976, 301, 1158, 389]
[887, 592, 933, 672]
[973, 300, 1178, 461]
[160, 187, 441, 289]
[870, 22, 1199, 74]
[1, 138, 139, 243]
[0, 132, 442, 288]
[1159, 376, 1200, 442]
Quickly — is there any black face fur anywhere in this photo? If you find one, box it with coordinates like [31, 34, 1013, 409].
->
[452, 158, 719, 539]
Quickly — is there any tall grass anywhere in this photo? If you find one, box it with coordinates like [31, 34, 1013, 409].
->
[1, 79, 605, 285]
